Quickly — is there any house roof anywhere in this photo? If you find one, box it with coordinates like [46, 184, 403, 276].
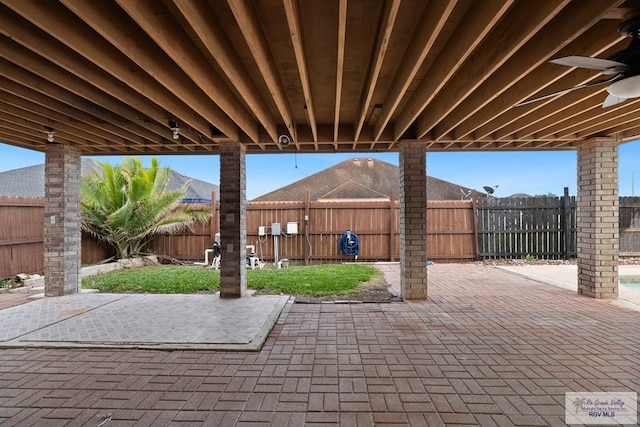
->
[0, 159, 218, 201]
[252, 158, 476, 201]
[0, 2, 637, 154]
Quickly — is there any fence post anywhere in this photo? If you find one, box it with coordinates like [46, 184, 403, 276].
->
[561, 187, 570, 260]
[389, 189, 396, 262]
[471, 190, 480, 260]
[304, 190, 310, 265]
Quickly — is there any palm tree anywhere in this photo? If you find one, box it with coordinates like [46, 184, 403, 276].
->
[572, 397, 587, 413]
[81, 157, 211, 259]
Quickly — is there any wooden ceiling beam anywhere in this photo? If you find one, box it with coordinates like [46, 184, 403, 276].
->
[0, 40, 209, 149]
[0, 129, 44, 150]
[393, 0, 514, 141]
[457, 21, 622, 140]
[563, 100, 640, 138]
[167, 0, 278, 143]
[2, 0, 240, 142]
[610, 123, 640, 141]
[290, 123, 394, 145]
[0, 103, 138, 152]
[0, 77, 166, 150]
[0, 6, 219, 144]
[431, 0, 621, 141]
[283, 0, 318, 145]
[577, 113, 640, 139]
[372, 0, 457, 143]
[333, 0, 347, 147]
[0, 60, 196, 150]
[413, 0, 571, 139]
[531, 95, 617, 139]
[57, 0, 246, 141]
[434, 135, 574, 143]
[478, 67, 618, 140]
[495, 80, 608, 140]
[0, 94, 158, 153]
[513, 95, 606, 140]
[0, 115, 122, 154]
[418, 140, 575, 151]
[0, 128, 121, 153]
[0, 113, 104, 150]
[353, 0, 401, 144]
[227, 0, 295, 146]
[113, 0, 268, 145]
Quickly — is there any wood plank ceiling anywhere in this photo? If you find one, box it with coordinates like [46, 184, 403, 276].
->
[0, 0, 639, 155]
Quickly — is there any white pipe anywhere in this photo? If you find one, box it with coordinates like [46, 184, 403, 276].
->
[194, 249, 214, 266]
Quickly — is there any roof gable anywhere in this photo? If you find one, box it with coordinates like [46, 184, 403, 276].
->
[252, 157, 477, 201]
[0, 159, 219, 201]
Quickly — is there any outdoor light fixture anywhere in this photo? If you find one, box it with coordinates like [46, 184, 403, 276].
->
[607, 75, 640, 98]
[169, 120, 180, 140]
[44, 126, 55, 143]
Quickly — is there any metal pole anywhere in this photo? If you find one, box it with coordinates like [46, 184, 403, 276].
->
[633, 171, 636, 197]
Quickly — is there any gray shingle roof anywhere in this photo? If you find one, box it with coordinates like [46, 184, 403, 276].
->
[252, 157, 478, 201]
[0, 159, 219, 201]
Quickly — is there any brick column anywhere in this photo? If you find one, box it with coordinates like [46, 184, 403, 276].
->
[399, 142, 427, 300]
[577, 139, 618, 298]
[44, 144, 81, 296]
[219, 142, 247, 298]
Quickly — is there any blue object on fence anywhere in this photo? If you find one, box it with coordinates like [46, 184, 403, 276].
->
[340, 230, 359, 257]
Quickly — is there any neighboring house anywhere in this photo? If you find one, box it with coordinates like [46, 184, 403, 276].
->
[0, 159, 219, 202]
[252, 157, 479, 201]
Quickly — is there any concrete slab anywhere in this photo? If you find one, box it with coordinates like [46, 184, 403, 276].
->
[0, 293, 289, 351]
[498, 264, 640, 311]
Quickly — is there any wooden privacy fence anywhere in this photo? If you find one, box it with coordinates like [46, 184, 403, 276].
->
[3, 195, 640, 278]
[476, 190, 577, 259]
[0, 197, 113, 279]
[151, 198, 478, 264]
[620, 197, 640, 255]
[0, 197, 44, 279]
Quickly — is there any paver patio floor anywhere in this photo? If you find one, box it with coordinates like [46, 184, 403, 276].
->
[1, 263, 639, 426]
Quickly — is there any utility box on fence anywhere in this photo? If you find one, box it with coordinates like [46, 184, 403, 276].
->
[286, 222, 298, 235]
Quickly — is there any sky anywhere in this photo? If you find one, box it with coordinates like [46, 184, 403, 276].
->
[1, 140, 640, 199]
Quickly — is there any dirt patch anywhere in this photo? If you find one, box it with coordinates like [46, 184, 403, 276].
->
[294, 274, 399, 304]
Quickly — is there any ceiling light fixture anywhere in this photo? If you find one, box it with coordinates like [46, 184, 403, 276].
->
[169, 120, 180, 140]
[44, 126, 55, 143]
[607, 75, 640, 98]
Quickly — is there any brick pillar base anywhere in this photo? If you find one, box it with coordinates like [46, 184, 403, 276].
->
[399, 142, 427, 300]
[219, 142, 247, 298]
[44, 144, 81, 296]
[577, 139, 618, 298]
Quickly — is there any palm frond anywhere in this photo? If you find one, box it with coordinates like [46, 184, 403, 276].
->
[81, 156, 212, 259]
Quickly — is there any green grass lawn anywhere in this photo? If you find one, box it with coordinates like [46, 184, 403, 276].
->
[82, 263, 381, 297]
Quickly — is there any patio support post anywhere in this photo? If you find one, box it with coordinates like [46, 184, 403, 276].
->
[399, 141, 428, 300]
[576, 138, 619, 298]
[44, 143, 81, 296]
[219, 141, 247, 298]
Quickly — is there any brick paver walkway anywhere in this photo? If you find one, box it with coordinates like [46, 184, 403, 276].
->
[1, 263, 639, 426]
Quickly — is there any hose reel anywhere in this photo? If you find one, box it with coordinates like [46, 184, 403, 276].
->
[340, 230, 359, 259]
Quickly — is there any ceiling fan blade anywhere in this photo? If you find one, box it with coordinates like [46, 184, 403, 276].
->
[602, 94, 627, 108]
[515, 86, 583, 106]
[550, 56, 628, 74]
[515, 75, 619, 107]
